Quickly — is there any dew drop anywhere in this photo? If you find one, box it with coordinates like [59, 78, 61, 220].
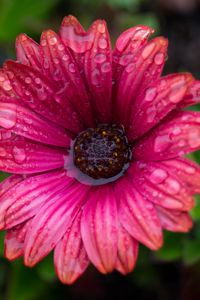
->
[188, 128, 200, 148]
[146, 107, 156, 123]
[0, 147, 6, 157]
[94, 53, 106, 63]
[49, 36, 57, 45]
[185, 166, 195, 174]
[58, 44, 65, 51]
[68, 63, 76, 73]
[41, 39, 47, 47]
[62, 54, 69, 61]
[25, 77, 32, 84]
[0, 75, 5, 82]
[145, 87, 157, 102]
[2, 80, 12, 91]
[165, 178, 181, 194]
[142, 43, 155, 59]
[98, 38, 108, 49]
[91, 69, 100, 85]
[154, 135, 171, 153]
[125, 63, 135, 73]
[154, 52, 164, 65]
[172, 126, 181, 136]
[12, 146, 26, 164]
[101, 62, 111, 73]
[149, 168, 168, 184]
[0, 108, 16, 129]
[97, 23, 106, 34]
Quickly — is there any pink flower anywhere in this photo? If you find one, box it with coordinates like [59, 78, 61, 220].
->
[0, 15, 200, 284]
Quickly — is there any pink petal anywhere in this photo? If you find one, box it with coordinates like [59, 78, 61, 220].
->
[155, 205, 193, 232]
[83, 20, 112, 123]
[180, 80, 200, 108]
[0, 69, 18, 103]
[115, 177, 163, 250]
[40, 30, 94, 127]
[0, 138, 66, 174]
[115, 225, 138, 275]
[112, 25, 154, 84]
[133, 111, 200, 160]
[128, 161, 194, 211]
[4, 219, 32, 260]
[161, 157, 200, 193]
[24, 182, 89, 267]
[128, 73, 193, 140]
[0, 102, 70, 147]
[16, 34, 42, 70]
[115, 37, 168, 126]
[81, 186, 118, 273]
[5, 61, 83, 133]
[54, 210, 89, 284]
[0, 174, 24, 198]
[1, 170, 72, 229]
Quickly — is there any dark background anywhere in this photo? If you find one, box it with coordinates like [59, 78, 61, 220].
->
[1, 0, 200, 299]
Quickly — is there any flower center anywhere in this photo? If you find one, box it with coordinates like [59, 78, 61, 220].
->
[73, 125, 131, 179]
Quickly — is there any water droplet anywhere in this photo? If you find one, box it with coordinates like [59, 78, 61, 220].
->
[146, 107, 156, 123]
[25, 77, 32, 84]
[58, 44, 65, 51]
[165, 178, 181, 194]
[91, 69, 100, 85]
[68, 63, 76, 73]
[0, 75, 5, 82]
[154, 52, 164, 65]
[53, 58, 59, 65]
[12, 146, 26, 164]
[2, 80, 12, 91]
[0, 108, 16, 129]
[145, 87, 157, 102]
[49, 36, 57, 45]
[172, 126, 181, 135]
[101, 62, 111, 73]
[125, 63, 135, 73]
[169, 86, 186, 103]
[62, 54, 69, 61]
[185, 166, 195, 174]
[188, 128, 200, 148]
[41, 39, 47, 47]
[142, 43, 155, 59]
[94, 53, 106, 63]
[97, 23, 106, 33]
[154, 135, 171, 153]
[149, 168, 168, 184]
[98, 38, 108, 49]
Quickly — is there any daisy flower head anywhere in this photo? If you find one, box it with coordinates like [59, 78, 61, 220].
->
[0, 15, 200, 284]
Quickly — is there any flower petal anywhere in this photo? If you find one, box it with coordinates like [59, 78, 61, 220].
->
[115, 177, 163, 250]
[83, 20, 112, 123]
[0, 102, 70, 147]
[1, 170, 72, 229]
[5, 60, 83, 133]
[128, 161, 194, 211]
[161, 157, 200, 193]
[180, 80, 200, 108]
[24, 181, 89, 266]
[40, 30, 94, 127]
[16, 34, 42, 70]
[128, 73, 193, 140]
[155, 205, 193, 232]
[0, 69, 18, 103]
[81, 186, 118, 273]
[115, 225, 138, 275]
[0, 138, 66, 174]
[54, 210, 89, 284]
[112, 25, 154, 84]
[0, 174, 24, 198]
[133, 111, 200, 160]
[4, 219, 32, 260]
[115, 37, 168, 126]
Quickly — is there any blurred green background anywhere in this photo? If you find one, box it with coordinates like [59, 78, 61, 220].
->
[0, 0, 200, 299]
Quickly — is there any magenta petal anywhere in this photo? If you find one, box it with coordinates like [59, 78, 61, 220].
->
[54, 211, 89, 284]
[16, 34, 42, 70]
[40, 30, 94, 127]
[112, 25, 154, 84]
[155, 205, 192, 232]
[5, 61, 83, 133]
[161, 158, 200, 193]
[0, 174, 24, 198]
[83, 20, 112, 123]
[180, 80, 200, 108]
[81, 186, 118, 273]
[128, 162, 194, 211]
[0, 103, 70, 147]
[133, 111, 200, 160]
[0, 138, 66, 174]
[0, 70, 19, 104]
[115, 177, 163, 250]
[128, 73, 193, 140]
[4, 219, 32, 260]
[115, 225, 138, 275]
[115, 37, 168, 126]
[2, 170, 72, 229]
[24, 182, 89, 266]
